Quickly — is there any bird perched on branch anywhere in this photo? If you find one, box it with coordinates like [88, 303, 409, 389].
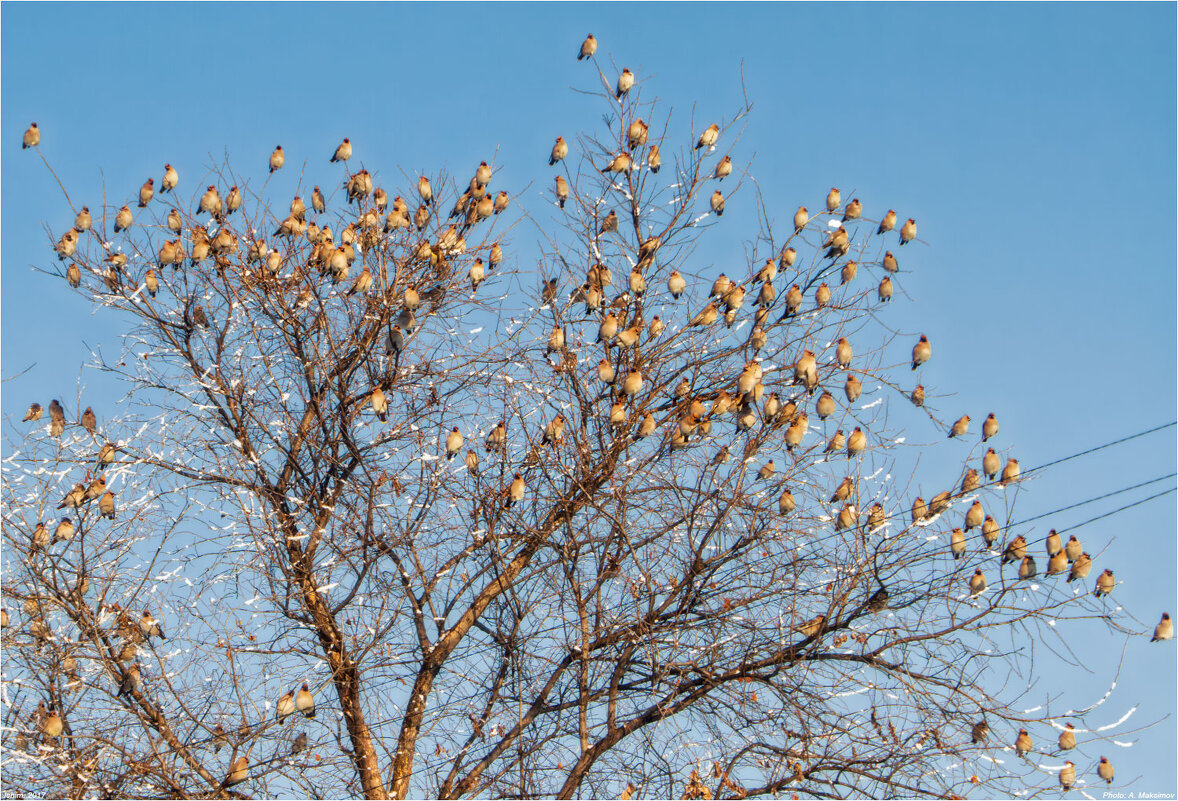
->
[696, 123, 720, 150]
[911, 335, 931, 370]
[1152, 613, 1172, 642]
[616, 68, 634, 98]
[331, 138, 351, 163]
[295, 683, 315, 719]
[577, 33, 596, 60]
[22, 122, 40, 149]
[140, 610, 166, 640]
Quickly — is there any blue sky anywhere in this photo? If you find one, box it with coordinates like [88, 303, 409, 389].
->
[2, 2, 1175, 794]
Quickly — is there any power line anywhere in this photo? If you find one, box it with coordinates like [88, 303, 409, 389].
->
[1019, 420, 1176, 481]
[1006, 472, 1177, 532]
[1055, 486, 1177, 536]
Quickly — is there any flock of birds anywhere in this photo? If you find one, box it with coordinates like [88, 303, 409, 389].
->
[11, 31, 1172, 794]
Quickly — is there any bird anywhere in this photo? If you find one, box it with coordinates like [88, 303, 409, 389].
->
[197, 185, 222, 217]
[777, 489, 796, 515]
[267, 145, 285, 173]
[999, 535, 1027, 565]
[882, 251, 899, 273]
[648, 144, 661, 173]
[628, 117, 649, 148]
[54, 517, 75, 544]
[949, 415, 970, 438]
[118, 663, 141, 697]
[1018, 555, 1037, 581]
[550, 136, 568, 166]
[226, 186, 243, 215]
[22, 403, 42, 422]
[40, 704, 63, 740]
[622, 370, 643, 396]
[690, 302, 718, 328]
[295, 683, 315, 718]
[877, 209, 897, 235]
[166, 207, 182, 234]
[1058, 723, 1076, 751]
[1094, 569, 1115, 597]
[601, 153, 632, 174]
[48, 400, 65, 435]
[981, 515, 1000, 548]
[847, 427, 867, 458]
[793, 206, 809, 232]
[842, 198, 862, 221]
[665, 270, 687, 299]
[866, 503, 886, 532]
[224, 754, 249, 787]
[999, 458, 1020, 486]
[758, 461, 776, 481]
[542, 415, 565, 447]
[814, 283, 831, 308]
[578, 33, 596, 60]
[1014, 728, 1033, 757]
[1097, 756, 1114, 785]
[74, 206, 92, 232]
[144, 268, 159, 297]
[114, 205, 133, 233]
[710, 190, 725, 216]
[32, 521, 51, 551]
[276, 691, 295, 723]
[970, 719, 989, 743]
[59, 483, 86, 510]
[1152, 613, 1173, 642]
[982, 448, 1000, 480]
[969, 568, 987, 596]
[554, 175, 570, 209]
[835, 337, 853, 369]
[963, 466, 985, 497]
[331, 138, 352, 162]
[1047, 549, 1068, 576]
[951, 528, 967, 560]
[982, 413, 999, 441]
[98, 491, 116, 519]
[831, 477, 854, 503]
[899, 218, 917, 245]
[492, 190, 509, 215]
[506, 473, 525, 508]
[140, 610, 166, 640]
[796, 614, 825, 639]
[80, 407, 97, 434]
[1059, 761, 1076, 791]
[911, 335, 931, 370]
[825, 187, 841, 212]
[714, 155, 732, 180]
[445, 427, 463, 460]
[878, 276, 893, 303]
[22, 122, 40, 149]
[696, 123, 720, 150]
[465, 450, 479, 477]
[485, 421, 506, 453]
[616, 68, 634, 98]
[866, 585, 889, 612]
[815, 391, 836, 420]
[385, 324, 404, 358]
[138, 178, 155, 207]
[348, 266, 373, 297]
[1045, 529, 1062, 557]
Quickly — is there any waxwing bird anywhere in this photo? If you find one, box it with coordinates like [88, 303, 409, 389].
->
[690, 302, 718, 328]
[554, 175, 569, 209]
[550, 136, 568, 165]
[714, 155, 732, 180]
[999, 458, 1020, 486]
[445, 427, 463, 460]
[878, 276, 893, 302]
[1018, 555, 1037, 581]
[542, 415, 565, 446]
[847, 427, 867, 458]
[493, 190, 509, 214]
[982, 448, 1000, 480]
[951, 528, 967, 559]
[138, 179, 155, 207]
[949, 415, 970, 438]
[1014, 728, 1032, 757]
[292, 730, 308, 756]
[839, 260, 857, 284]
[969, 568, 987, 596]
[22, 122, 40, 149]
[882, 251, 899, 274]
[877, 209, 897, 235]
[506, 473, 525, 508]
[23, 403, 42, 422]
[32, 521, 51, 551]
[118, 662, 141, 697]
[56, 228, 78, 260]
[276, 690, 295, 723]
[836, 337, 853, 368]
[710, 190, 725, 216]
[225, 755, 248, 787]
[49, 399, 65, 425]
[312, 185, 326, 214]
[910, 384, 925, 407]
[99, 491, 116, 519]
[609, 399, 627, 427]
[197, 185, 222, 217]
[622, 369, 643, 396]
[371, 388, 388, 422]
[114, 205, 133, 233]
[1151, 613, 1172, 642]
[385, 324, 404, 357]
[749, 325, 766, 351]
[981, 515, 1000, 547]
[59, 482, 86, 509]
[1094, 568, 1114, 597]
[648, 144, 661, 172]
[296, 683, 315, 718]
[226, 185, 243, 214]
[601, 153, 632, 174]
[1059, 761, 1076, 791]
[81, 406, 97, 434]
[1047, 549, 1067, 576]
[842, 198, 862, 221]
[696, 123, 720, 150]
[159, 164, 179, 196]
[597, 311, 619, 343]
[982, 413, 999, 441]
[1003, 535, 1027, 564]
[777, 488, 796, 515]
[1045, 529, 1062, 557]
[0, 609, 6, 629]
[145, 268, 159, 297]
[911, 335, 931, 370]
[599, 209, 619, 234]
[86, 476, 107, 501]
[268, 145, 285, 173]
[54, 517, 75, 544]
[348, 266, 373, 296]
[1060, 534, 1081, 563]
[166, 207, 182, 234]
[815, 391, 836, 420]
[486, 421, 506, 453]
[797, 614, 826, 639]
[627, 118, 649, 148]
[830, 477, 853, 503]
[75, 206, 92, 231]
[667, 270, 686, 299]
[546, 325, 565, 354]
[1058, 723, 1076, 751]
[758, 461, 776, 481]
[40, 704, 63, 740]
[191, 304, 209, 328]
[899, 217, 917, 246]
[814, 282, 831, 308]
[826, 187, 841, 212]
[964, 501, 985, 531]
[597, 359, 616, 384]
[616, 68, 634, 98]
[675, 377, 691, 398]
[793, 349, 817, 387]
[970, 720, 989, 743]
[578, 33, 596, 60]
[866, 503, 886, 532]
[465, 450, 479, 477]
[140, 610, 165, 640]
[710, 274, 732, 298]
[793, 206, 809, 232]
[780, 246, 797, 268]
[1097, 756, 1114, 784]
[637, 412, 656, 439]
[64, 262, 82, 288]
[929, 490, 952, 517]
[331, 137, 352, 162]
[866, 585, 889, 612]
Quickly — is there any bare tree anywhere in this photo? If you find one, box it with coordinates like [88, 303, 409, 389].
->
[2, 44, 1153, 800]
